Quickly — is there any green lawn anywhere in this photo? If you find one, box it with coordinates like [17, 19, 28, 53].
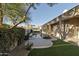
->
[28, 40, 79, 56]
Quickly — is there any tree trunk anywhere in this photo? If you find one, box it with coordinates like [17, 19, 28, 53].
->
[0, 3, 3, 28]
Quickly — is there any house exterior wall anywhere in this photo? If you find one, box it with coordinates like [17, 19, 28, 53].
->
[42, 5, 79, 44]
[64, 18, 79, 43]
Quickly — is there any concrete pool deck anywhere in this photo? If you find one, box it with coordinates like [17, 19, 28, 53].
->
[25, 34, 53, 49]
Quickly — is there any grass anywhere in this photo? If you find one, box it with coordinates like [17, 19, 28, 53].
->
[28, 39, 79, 56]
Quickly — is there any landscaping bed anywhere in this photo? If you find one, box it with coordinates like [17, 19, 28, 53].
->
[0, 26, 25, 55]
[42, 34, 51, 39]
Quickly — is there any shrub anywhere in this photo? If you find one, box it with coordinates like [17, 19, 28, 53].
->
[12, 27, 25, 45]
[68, 41, 77, 45]
[42, 34, 51, 39]
[24, 33, 30, 40]
[0, 27, 25, 53]
[25, 43, 33, 50]
[2, 24, 10, 28]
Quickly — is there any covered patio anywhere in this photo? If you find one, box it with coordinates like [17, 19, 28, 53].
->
[42, 5, 79, 44]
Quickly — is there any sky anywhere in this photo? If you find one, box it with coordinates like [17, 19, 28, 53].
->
[29, 3, 79, 26]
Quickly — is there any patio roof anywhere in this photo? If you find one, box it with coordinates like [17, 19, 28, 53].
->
[42, 5, 79, 27]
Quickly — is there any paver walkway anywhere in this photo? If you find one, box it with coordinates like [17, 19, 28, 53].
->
[9, 41, 29, 56]
[25, 34, 53, 49]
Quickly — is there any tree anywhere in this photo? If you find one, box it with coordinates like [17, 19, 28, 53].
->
[0, 3, 29, 28]
[5, 3, 30, 27]
[11, 3, 57, 28]
[0, 3, 57, 28]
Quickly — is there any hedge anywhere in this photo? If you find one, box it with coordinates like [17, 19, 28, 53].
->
[0, 27, 25, 53]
